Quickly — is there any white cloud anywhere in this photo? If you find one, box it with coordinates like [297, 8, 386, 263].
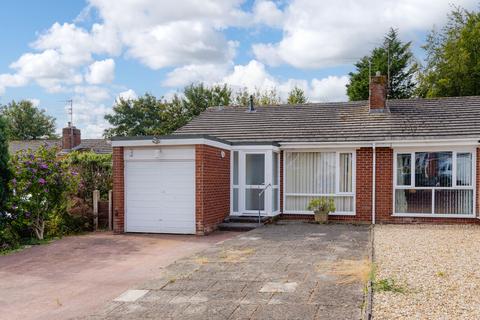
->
[85, 59, 115, 84]
[74, 85, 110, 102]
[163, 63, 232, 87]
[27, 98, 40, 107]
[0, 73, 27, 95]
[116, 89, 137, 102]
[253, 0, 478, 68]
[253, 0, 284, 28]
[69, 96, 112, 138]
[223, 60, 277, 91]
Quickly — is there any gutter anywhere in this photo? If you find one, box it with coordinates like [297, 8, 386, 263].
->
[372, 143, 376, 225]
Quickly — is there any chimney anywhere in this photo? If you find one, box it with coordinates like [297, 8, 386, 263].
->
[62, 122, 81, 150]
[247, 95, 255, 112]
[369, 72, 387, 112]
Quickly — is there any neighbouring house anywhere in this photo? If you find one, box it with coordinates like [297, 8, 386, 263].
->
[111, 74, 480, 235]
[8, 123, 112, 155]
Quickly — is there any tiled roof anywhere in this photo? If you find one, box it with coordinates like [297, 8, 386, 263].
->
[8, 140, 61, 154]
[73, 139, 112, 154]
[8, 139, 112, 154]
[174, 96, 480, 143]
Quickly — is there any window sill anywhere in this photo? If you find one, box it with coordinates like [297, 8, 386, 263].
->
[392, 213, 476, 219]
[284, 211, 356, 216]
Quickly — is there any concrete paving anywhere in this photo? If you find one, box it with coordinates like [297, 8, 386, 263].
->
[87, 222, 370, 320]
[0, 231, 238, 320]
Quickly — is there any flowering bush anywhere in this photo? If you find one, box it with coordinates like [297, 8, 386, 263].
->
[8, 145, 79, 240]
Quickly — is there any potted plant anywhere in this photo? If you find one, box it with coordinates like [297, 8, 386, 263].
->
[307, 197, 335, 223]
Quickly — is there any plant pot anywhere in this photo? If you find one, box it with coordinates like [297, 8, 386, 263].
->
[314, 210, 329, 223]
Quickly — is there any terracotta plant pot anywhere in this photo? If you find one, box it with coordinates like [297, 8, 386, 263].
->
[314, 210, 329, 223]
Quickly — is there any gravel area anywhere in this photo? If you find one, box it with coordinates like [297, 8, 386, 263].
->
[373, 224, 480, 319]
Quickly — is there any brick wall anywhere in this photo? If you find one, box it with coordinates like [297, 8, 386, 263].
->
[195, 144, 230, 234]
[112, 147, 125, 233]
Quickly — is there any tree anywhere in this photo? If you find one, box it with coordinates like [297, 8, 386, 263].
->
[183, 83, 232, 117]
[0, 116, 10, 213]
[1, 100, 56, 140]
[418, 7, 480, 97]
[234, 87, 282, 106]
[9, 146, 79, 240]
[104, 93, 166, 138]
[287, 87, 308, 104]
[346, 28, 418, 101]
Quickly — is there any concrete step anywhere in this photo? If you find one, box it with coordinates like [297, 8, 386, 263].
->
[224, 215, 271, 223]
[218, 222, 263, 232]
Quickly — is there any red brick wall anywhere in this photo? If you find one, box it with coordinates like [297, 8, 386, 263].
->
[195, 145, 230, 235]
[112, 147, 125, 233]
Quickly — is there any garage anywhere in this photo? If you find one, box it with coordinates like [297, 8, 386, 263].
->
[124, 146, 196, 234]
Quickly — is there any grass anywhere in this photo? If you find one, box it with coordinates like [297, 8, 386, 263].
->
[219, 248, 255, 263]
[317, 258, 372, 284]
[374, 278, 406, 293]
[0, 237, 58, 256]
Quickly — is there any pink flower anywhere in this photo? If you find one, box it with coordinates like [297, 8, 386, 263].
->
[38, 178, 46, 185]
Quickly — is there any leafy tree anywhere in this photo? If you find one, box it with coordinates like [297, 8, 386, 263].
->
[183, 83, 232, 117]
[9, 146, 79, 240]
[104, 93, 166, 138]
[234, 87, 282, 106]
[287, 87, 308, 104]
[0, 116, 10, 212]
[418, 7, 480, 97]
[1, 100, 57, 140]
[346, 28, 418, 100]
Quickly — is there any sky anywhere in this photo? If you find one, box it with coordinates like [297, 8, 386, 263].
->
[0, 0, 478, 138]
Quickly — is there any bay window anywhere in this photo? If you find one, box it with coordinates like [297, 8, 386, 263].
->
[394, 150, 475, 217]
[284, 151, 355, 215]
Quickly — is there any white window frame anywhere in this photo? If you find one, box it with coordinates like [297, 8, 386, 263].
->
[283, 150, 356, 216]
[393, 147, 476, 218]
[230, 147, 280, 216]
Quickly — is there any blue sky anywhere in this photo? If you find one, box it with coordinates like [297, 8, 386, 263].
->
[0, 0, 477, 137]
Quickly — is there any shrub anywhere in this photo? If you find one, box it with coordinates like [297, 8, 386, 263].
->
[307, 197, 336, 213]
[8, 145, 79, 240]
[64, 151, 112, 202]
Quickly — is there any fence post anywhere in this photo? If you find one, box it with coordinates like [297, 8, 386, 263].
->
[108, 190, 113, 230]
[93, 190, 100, 231]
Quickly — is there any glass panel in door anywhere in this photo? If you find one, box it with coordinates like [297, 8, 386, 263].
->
[245, 153, 265, 211]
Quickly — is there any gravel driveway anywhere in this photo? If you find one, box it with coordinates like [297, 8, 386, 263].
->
[373, 224, 480, 319]
[86, 223, 370, 320]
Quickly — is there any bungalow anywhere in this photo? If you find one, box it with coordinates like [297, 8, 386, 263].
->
[111, 74, 480, 235]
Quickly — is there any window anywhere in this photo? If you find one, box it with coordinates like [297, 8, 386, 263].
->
[394, 151, 474, 216]
[284, 151, 355, 214]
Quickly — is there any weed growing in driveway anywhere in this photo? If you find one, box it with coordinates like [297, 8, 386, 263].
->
[374, 278, 406, 293]
[317, 258, 371, 284]
[220, 248, 255, 263]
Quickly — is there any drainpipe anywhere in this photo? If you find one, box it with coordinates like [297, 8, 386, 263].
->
[372, 143, 376, 225]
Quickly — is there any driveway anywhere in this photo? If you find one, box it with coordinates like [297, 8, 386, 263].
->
[0, 231, 238, 320]
[87, 223, 371, 320]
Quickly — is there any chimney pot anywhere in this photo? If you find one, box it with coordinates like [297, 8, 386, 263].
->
[369, 73, 387, 112]
[248, 95, 255, 112]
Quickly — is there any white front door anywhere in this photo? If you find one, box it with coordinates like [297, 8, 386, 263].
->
[244, 153, 266, 213]
[125, 160, 195, 234]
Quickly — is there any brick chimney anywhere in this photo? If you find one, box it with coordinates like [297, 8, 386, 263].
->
[369, 72, 387, 112]
[62, 122, 81, 150]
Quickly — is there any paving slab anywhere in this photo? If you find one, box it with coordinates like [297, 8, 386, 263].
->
[87, 223, 370, 320]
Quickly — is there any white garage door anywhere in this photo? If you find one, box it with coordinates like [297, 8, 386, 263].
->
[125, 159, 195, 234]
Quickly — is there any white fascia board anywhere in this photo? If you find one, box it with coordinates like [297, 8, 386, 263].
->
[112, 138, 231, 150]
[232, 145, 280, 152]
[280, 138, 480, 149]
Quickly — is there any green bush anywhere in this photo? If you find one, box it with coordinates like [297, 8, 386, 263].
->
[8, 145, 80, 240]
[64, 151, 112, 202]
